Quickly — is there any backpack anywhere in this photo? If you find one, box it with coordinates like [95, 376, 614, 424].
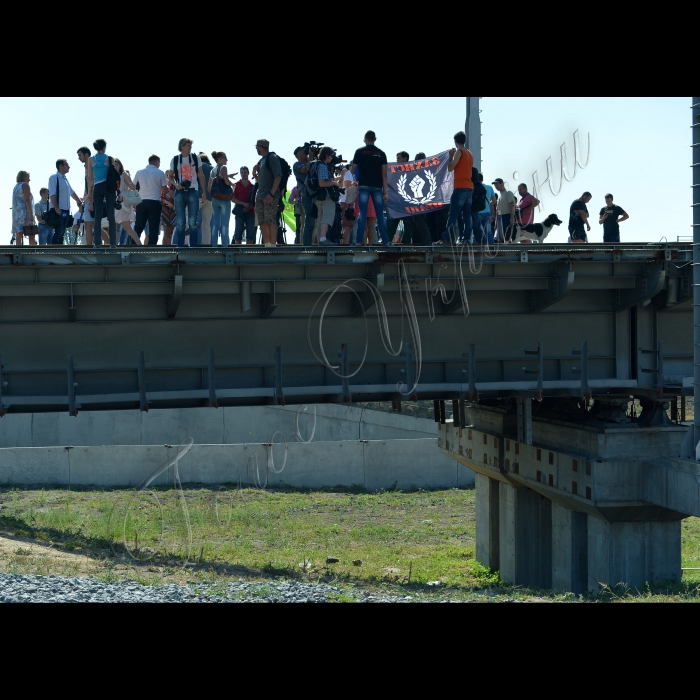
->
[305, 160, 320, 197]
[265, 152, 292, 195]
[471, 167, 487, 212]
[210, 165, 234, 200]
[172, 153, 200, 184]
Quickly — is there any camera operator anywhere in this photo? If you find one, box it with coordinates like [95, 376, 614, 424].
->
[315, 146, 344, 246]
[293, 145, 317, 246]
[167, 138, 207, 247]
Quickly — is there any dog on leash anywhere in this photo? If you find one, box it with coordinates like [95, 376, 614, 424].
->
[510, 214, 563, 243]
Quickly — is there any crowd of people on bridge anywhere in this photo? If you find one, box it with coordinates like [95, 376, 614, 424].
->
[10, 131, 630, 248]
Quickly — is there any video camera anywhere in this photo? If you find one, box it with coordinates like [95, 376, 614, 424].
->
[303, 141, 324, 156]
[328, 150, 347, 176]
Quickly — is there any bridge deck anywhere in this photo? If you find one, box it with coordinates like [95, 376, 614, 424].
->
[0, 244, 691, 413]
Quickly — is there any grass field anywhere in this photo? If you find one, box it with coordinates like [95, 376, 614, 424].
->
[1, 485, 699, 602]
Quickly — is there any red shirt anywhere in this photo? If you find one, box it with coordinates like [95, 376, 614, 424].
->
[518, 194, 535, 225]
[234, 180, 254, 216]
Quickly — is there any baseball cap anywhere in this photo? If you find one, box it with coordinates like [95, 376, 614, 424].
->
[255, 139, 270, 148]
[492, 178, 504, 184]
[294, 145, 304, 156]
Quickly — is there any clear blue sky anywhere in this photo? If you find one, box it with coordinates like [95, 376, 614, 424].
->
[2, 97, 691, 244]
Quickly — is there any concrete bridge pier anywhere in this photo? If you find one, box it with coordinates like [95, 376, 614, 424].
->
[443, 403, 695, 593]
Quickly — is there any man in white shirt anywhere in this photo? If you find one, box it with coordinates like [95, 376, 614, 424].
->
[133, 154, 168, 246]
[48, 159, 83, 245]
[167, 138, 207, 247]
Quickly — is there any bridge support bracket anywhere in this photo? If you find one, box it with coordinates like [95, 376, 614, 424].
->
[528, 262, 574, 313]
[166, 274, 183, 320]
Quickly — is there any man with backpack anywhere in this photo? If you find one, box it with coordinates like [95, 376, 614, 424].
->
[48, 159, 83, 245]
[293, 146, 316, 246]
[86, 139, 120, 248]
[312, 146, 344, 246]
[471, 173, 496, 244]
[252, 139, 290, 247]
[167, 138, 207, 247]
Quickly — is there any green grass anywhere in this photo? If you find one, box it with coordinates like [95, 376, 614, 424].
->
[0, 485, 699, 601]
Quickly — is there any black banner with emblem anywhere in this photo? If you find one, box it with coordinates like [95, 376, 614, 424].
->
[386, 150, 454, 219]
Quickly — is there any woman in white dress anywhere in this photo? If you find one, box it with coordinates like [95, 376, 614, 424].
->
[11, 171, 37, 246]
[114, 159, 142, 246]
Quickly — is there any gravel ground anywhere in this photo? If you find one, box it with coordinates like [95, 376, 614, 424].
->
[0, 573, 434, 603]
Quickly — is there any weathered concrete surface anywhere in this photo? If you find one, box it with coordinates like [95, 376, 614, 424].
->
[0, 405, 437, 448]
[587, 518, 681, 591]
[0, 439, 474, 489]
[551, 502, 588, 594]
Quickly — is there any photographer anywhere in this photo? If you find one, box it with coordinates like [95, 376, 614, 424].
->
[167, 138, 207, 247]
[293, 145, 316, 246]
[314, 146, 344, 246]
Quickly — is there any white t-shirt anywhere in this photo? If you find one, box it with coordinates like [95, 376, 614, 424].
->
[133, 164, 167, 201]
[497, 189, 515, 215]
[169, 154, 199, 191]
[340, 169, 354, 204]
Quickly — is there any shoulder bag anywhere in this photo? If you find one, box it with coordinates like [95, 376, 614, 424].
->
[211, 165, 234, 201]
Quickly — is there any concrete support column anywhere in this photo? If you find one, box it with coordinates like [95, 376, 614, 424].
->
[552, 502, 588, 593]
[475, 473, 500, 571]
[587, 517, 682, 592]
[498, 482, 552, 588]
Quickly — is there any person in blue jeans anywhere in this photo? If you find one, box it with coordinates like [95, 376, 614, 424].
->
[167, 138, 207, 247]
[352, 131, 390, 245]
[232, 167, 257, 244]
[209, 150, 237, 247]
[34, 187, 53, 245]
[443, 131, 475, 244]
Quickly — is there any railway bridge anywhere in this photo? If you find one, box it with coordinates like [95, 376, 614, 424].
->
[0, 240, 695, 592]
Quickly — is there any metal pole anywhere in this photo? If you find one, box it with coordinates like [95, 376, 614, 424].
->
[465, 97, 470, 149]
[465, 97, 482, 171]
[693, 97, 700, 453]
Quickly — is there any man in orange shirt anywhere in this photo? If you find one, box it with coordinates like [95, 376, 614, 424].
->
[442, 131, 474, 244]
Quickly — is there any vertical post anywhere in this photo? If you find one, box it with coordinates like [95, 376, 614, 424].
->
[524, 398, 533, 445]
[208, 348, 218, 408]
[468, 344, 477, 401]
[465, 97, 482, 171]
[693, 97, 700, 452]
[404, 342, 416, 400]
[537, 341, 544, 400]
[433, 400, 440, 423]
[138, 350, 148, 412]
[274, 346, 285, 405]
[67, 355, 78, 417]
[340, 343, 351, 403]
[439, 399, 446, 424]
[517, 398, 524, 443]
[580, 340, 589, 399]
[452, 400, 460, 428]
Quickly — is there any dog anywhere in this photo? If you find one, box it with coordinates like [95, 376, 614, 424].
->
[510, 214, 562, 243]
